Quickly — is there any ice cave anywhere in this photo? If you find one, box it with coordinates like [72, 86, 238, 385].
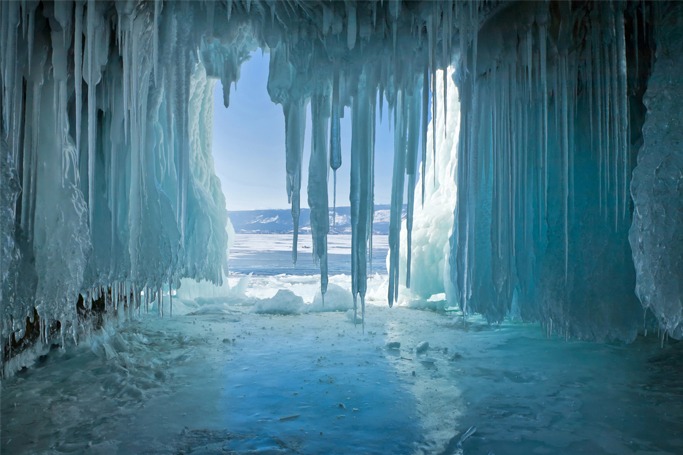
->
[1, 0, 682, 453]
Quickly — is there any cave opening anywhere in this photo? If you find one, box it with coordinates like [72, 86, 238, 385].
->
[2, 1, 683, 453]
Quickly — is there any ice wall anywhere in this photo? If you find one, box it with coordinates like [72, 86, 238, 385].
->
[450, 2, 655, 340]
[630, 3, 683, 339]
[0, 1, 237, 357]
[449, 1, 683, 341]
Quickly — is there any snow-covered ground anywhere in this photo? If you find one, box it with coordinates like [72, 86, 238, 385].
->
[2, 235, 682, 454]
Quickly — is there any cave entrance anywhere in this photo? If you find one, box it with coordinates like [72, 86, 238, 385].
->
[205, 50, 401, 294]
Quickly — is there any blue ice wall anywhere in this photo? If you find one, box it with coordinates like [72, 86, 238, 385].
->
[630, 3, 683, 339]
[0, 1, 235, 352]
[449, 2, 676, 341]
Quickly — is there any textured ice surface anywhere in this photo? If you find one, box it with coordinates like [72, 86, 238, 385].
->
[630, 3, 683, 339]
[1, 0, 682, 356]
[2, 273, 682, 454]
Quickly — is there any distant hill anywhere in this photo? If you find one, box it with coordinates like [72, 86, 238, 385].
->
[228, 205, 402, 235]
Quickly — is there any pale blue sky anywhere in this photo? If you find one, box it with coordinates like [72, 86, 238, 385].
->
[211, 51, 397, 211]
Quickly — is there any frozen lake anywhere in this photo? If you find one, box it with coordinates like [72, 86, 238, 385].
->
[2, 235, 682, 454]
[228, 233, 389, 276]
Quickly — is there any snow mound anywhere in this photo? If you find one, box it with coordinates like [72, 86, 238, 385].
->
[307, 284, 354, 313]
[253, 290, 304, 315]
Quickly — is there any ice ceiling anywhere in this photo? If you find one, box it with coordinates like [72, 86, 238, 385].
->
[1, 0, 682, 365]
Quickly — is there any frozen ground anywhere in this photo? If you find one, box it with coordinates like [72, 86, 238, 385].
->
[2, 235, 682, 454]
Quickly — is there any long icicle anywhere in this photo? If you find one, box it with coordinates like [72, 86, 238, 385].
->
[350, 69, 373, 328]
[421, 66, 429, 206]
[309, 88, 331, 299]
[388, 90, 407, 307]
[86, 0, 96, 230]
[283, 98, 307, 264]
[405, 78, 421, 289]
[74, 1, 83, 157]
[329, 70, 342, 226]
[431, 10, 438, 186]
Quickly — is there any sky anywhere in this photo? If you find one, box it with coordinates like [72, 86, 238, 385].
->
[211, 51, 397, 211]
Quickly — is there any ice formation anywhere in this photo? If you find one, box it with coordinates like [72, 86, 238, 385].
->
[629, 4, 683, 339]
[449, 1, 650, 340]
[395, 67, 460, 303]
[2, 0, 683, 369]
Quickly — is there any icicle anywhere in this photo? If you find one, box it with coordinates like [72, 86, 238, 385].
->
[86, 0, 96, 230]
[283, 98, 307, 264]
[169, 280, 173, 317]
[441, 6, 448, 136]
[350, 69, 373, 326]
[329, 71, 342, 225]
[568, 53, 577, 225]
[430, 11, 437, 184]
[158, 287, 163, 318]
[539, 15, 548, 218]
[332, 171, 337, 226]
[634, 9, 639, 78]
[1, 1, 19, 131]
[609, 10, 619, 231]
[114, 282, 118, 312]
[388, 91, 407, 307]
[346, 3, 357, 50]
[153, 0, 160, 86]
[26, 2, 37, 70]
[178, 25, 191, 248]
[587, 30, 595, 161]
[602, 36, 611, 224]
[131, 284, 137, 314]
[616, 9, 629, 222]
[421, 66, 429, 206]
[560, 55, 570, 282]
[592, 18, 605, 218]
[308, 89, 331, 298]
[74, 1, 83, 157]
[405, 80, 420, 288]
[367, 91, 376, 279]
[526, 27, 533, 97]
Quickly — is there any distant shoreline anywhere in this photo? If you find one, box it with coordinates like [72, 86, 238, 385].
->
[228, 204, 405, 236]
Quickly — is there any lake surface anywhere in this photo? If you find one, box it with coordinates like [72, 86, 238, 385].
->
[228, 233, 389, 276]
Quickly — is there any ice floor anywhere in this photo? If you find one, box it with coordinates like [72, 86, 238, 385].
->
[2, 236, 682, 454]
